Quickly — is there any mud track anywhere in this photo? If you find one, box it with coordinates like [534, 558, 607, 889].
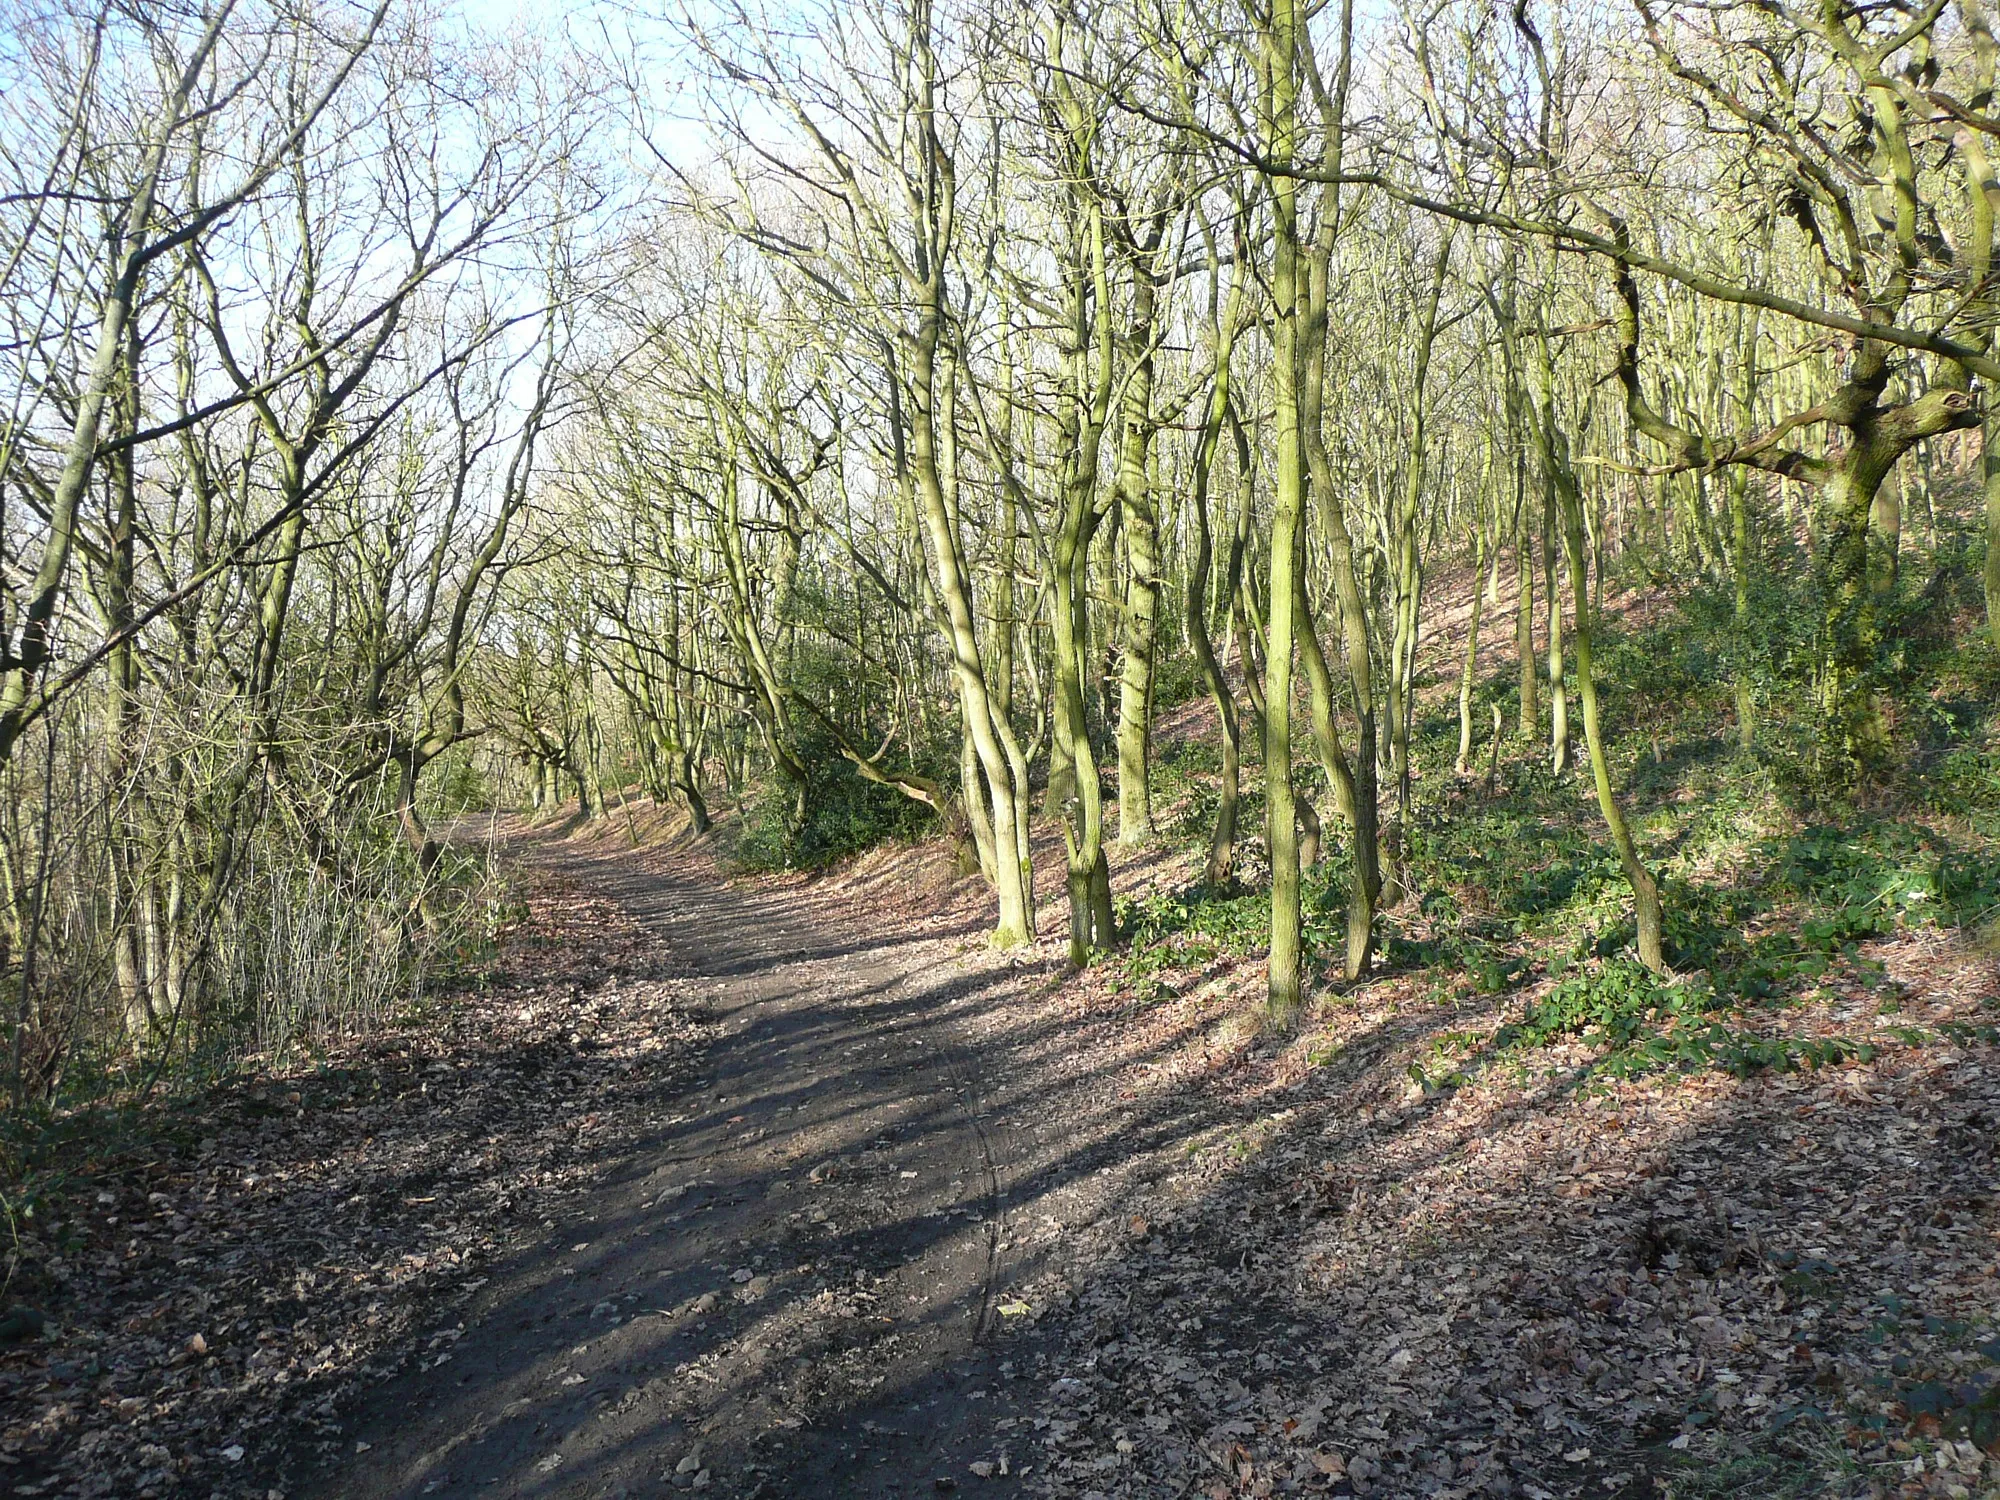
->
[301, 823, 1057, 1499]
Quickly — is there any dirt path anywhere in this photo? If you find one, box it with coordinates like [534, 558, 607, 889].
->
[42, 810, 1994, 1500]
[20, 786, 1993, 1500]
[297, 823, 1057, 1499]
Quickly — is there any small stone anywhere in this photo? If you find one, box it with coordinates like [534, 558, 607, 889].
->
[676, 1448, 703, 1475]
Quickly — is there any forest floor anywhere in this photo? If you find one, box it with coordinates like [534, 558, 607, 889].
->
[2, 786, 1998, 1500]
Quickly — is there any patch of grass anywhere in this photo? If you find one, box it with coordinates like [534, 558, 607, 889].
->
[1401, 772, 1633, 941]
[1110, 865, 1360, 999]
[1121, 882, 1269, 961]
[1852, 1295, 2000, 1453]
[1405, 1028, 1486, 1093]
[1928, 742, 2000, 839]
[1653, 1418, 1873, 1500]
[1766, 822, 2000, 937]
[1387, 656, 1997, 1085]
[1380, 925, 1529, 992]
[426, 868, 530, 988]
[1594, 1020, 1899, 1082]
[1496, 958, 1718, 1052]
[1477, 954, 1987, 1084]
[1076, 558, 1998, 1106]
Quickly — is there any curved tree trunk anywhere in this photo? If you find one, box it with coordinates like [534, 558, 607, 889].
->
[1556, 450, 1665, 972]
[1114, 265, 1162, 848]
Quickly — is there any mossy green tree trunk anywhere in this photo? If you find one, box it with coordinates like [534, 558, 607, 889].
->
[1293, 0, 1370, 981]
[1258, 0, 1308, 1024]
[1113, 252, 1164, 849]
[1044, 76, 1117, 964]
[1381, 231, 1452, 903]
[1530, 329, 1665, 970]
[1187, 224, 1251, 888]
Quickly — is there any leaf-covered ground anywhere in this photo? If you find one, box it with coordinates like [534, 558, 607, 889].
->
[0, 868, 707, 1499]
[0, 769, 1994, 1500]
[755, 795, 1982, 1500]
[981, 897, 2000, 1500]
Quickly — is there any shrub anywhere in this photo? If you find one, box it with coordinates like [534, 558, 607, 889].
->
[1497, 957, 1720, 1052]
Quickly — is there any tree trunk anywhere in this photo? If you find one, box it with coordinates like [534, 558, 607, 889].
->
[1987, 412, 2000, 651]
[1543, 480, 1570, 775]
[1188, 235, 1250, 888]
[1515, 523, 1538, 740]
[1382, 233, 1450, 903]
[1728, 468, 1757, 750]
[1114, 269, 1161, 848]
[1557, 460, 1665, 972]
[1261, 0, 1308, 1024]
[1817, 461, 1894, 772]
[1456, 525, 1487, 774]
[1042, 161, 1119, 965]
[911, 332, 1034, 946]
[1869, 462, 1901, 595]
[1188, 423, 1243, 889]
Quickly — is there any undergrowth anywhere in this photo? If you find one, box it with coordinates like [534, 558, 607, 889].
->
[735, 755, 940, 872]
[1117, 578, 2000, 1093]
